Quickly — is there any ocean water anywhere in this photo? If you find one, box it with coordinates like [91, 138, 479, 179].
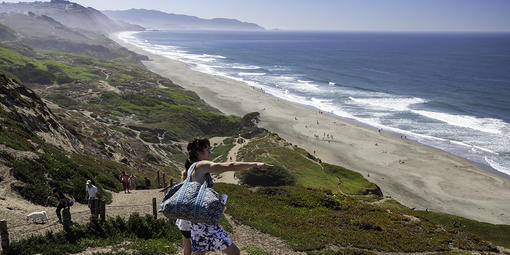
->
[118, 31, 510, 177]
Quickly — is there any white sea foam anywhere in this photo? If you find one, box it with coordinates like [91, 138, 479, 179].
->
[329, 82, 335, 86]
[238, 72, 266, 76]
[348, 96, 427, 111]
[203, 54, 226, 59]
[485, 156, 510, 176]
[348, 95, 507, 135]
[232, 65, 261, 70]
[411, 110, 505, 135]
[279, 80, 321, 93]
[275, 76, 295, 81]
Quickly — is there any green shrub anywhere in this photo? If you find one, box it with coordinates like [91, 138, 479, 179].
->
[140, 131, 159, 143]
[145, 152, 158, 163]
[126, 238, 177, 255]
[46, 93, 79, 108]
[6, 214, 180, 255]
[238, 165, 296, 186]
[8, 145, 131, 205]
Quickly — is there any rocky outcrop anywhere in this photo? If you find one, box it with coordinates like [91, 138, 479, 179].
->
[0, 73, 81, 152]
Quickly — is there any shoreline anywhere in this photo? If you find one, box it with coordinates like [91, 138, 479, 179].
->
[111, 32, 510, 225]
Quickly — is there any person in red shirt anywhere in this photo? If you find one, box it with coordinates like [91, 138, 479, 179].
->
[119, 171, 130, 194]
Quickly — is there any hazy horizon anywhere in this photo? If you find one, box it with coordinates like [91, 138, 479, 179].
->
[1, 0, 510, 32]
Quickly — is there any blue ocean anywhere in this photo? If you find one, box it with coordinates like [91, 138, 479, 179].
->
[119, 31, 510, 177]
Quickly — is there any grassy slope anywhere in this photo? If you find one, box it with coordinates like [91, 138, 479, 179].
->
[210, 137, 236, 162]
[0, 86, 135, 204]
[215, 183, 495, 252]
[238, 132, 378, 195]
[381, 199, 510, 249]
[0, 46, 99, 83]
[0, 45, 242, 204]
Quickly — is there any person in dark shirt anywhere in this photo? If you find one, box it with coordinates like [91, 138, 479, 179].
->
[119, 171, 130, 193]
[50, 187, 71, 223]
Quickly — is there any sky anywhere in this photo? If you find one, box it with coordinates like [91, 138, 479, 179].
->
[3, 0, 510, 31]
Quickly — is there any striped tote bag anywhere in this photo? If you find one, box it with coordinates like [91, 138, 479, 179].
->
[160, 163, 225, 225]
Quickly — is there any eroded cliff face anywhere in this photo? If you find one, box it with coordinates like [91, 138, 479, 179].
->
[0, 73, 81, 153]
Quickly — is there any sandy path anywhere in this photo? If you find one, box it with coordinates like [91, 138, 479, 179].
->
[0, 189, 160, 242]
[214, 138, 249, 185]
[110, 33, 510, 225]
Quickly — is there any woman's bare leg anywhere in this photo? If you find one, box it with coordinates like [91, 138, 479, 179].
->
[222, 243, 240, 255]
[183, 237, 191, 255]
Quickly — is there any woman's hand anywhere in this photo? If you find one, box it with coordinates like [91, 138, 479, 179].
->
[256, 163, 273, 170]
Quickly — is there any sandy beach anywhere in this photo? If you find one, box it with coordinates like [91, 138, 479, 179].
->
[111, 33, 510, 225]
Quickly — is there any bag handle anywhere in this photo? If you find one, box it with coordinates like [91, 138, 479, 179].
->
[186, 162, 198, 182]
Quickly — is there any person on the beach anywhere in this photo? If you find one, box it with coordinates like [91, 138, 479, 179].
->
[119, 171, 130, 193]
[181, 137, 272, 254]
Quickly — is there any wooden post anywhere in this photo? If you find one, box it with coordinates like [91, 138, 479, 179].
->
[157, 171, 161, 188]
[62, 208, 71, 231]
[163, 173, 166, 188]
[100, 199, 106, 221]
[152, 197, 157, 219]
[92, 199, 99, 219]
[1, 220, 9, 252]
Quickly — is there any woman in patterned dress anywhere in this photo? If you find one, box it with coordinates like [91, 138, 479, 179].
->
[185, 137, 271, 254]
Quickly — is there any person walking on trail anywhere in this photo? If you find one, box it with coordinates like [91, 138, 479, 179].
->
[129, 174, 137, 190]
[50, 188, 72, 224]
[85, 180, 98, 212]
[144, 177, 151, 188]
[179, 137, 272, 255]
[120, 171, 130, 193]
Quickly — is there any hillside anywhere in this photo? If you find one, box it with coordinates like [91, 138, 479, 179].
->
[103, 9, 264, 30]
[0, 23, 17, 41]
[0, 14, 146, 63]
[0, 0, 143, 34]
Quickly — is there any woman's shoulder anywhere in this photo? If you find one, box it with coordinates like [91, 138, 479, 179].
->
[194, 160, 214, 174]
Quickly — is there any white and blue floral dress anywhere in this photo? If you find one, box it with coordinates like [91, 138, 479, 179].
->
[190, 173, 233, 252]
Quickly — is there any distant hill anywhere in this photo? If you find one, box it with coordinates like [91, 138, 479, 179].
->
[103, 9, 264, 31]
[0, 0, 144, 34]
[0, 13, 91, 42]
[0, 23, 17, 41]
[0, 13, 147, 62]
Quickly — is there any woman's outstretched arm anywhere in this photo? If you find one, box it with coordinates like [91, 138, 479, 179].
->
[196, 161, 272, 174]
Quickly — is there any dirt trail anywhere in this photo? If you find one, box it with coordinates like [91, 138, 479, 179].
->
[214, 138, 249, 185]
